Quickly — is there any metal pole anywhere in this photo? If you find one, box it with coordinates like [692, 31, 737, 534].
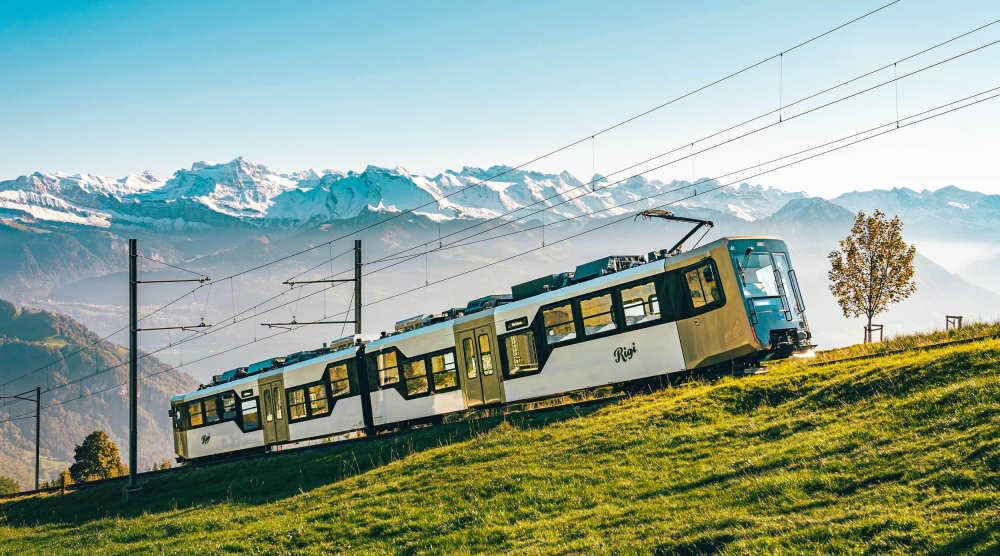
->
[354, 240, 375, 437]
[34, 386, 40, 491]
[354, 240, 362, 335]
[127, 239, 139, 493]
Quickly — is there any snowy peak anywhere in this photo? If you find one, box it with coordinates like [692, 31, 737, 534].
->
[765, 197, 854, 223]
[152, 157, 301, 217]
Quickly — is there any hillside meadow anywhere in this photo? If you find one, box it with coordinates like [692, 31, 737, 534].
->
[1, 324, 999, 554]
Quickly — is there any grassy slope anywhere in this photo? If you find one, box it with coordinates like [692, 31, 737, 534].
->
[1, 325, 1000, 555]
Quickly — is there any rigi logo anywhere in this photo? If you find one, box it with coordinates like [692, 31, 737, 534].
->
[614, 343, 637, 364]
[201, 433, 211, 445]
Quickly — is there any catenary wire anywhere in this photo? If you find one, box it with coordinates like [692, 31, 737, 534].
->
[5, 80, 993, 424]
[363, 23, 1000, 267]
[205, 1, 903, 283]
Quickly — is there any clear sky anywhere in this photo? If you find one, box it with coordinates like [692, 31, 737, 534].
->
[1, 0, 998, 197]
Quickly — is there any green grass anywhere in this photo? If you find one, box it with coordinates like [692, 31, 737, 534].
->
[3, 325, 1000, 554]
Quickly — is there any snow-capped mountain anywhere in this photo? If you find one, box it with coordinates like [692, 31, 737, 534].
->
[833, 185, 1000, 237]
[3, 156, 995, 237]
[0, 157, 814, 229]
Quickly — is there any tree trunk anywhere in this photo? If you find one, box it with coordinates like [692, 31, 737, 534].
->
[866, 315, 873, 344]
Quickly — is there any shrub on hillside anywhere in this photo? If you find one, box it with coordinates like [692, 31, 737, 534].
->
[0, 474, 19, 494]
[69, 431, 128, 482]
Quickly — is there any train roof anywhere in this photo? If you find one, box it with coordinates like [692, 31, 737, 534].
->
[172, 344, 358, 403]
[367, 235, 783, 346]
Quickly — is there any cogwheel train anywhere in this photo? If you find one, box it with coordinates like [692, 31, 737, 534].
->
[170, 236, 814, 461]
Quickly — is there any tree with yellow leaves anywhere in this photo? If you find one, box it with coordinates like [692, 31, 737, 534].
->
[828, 209, 916, 343]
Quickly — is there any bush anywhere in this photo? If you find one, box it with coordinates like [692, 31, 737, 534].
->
[0, 474, 19, 495]
[68, 431, 128, 482]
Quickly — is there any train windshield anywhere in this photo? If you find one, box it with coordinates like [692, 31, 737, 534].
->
[734, 252, 780, 298]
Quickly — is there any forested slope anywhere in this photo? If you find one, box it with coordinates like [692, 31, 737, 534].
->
[0, 300, 197, 489]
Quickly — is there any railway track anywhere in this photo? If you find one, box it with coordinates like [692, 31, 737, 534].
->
[800, 333, 1000, 368]
[0, 388, 628, 501]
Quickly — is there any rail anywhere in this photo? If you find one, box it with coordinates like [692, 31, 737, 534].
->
[800, 332, 1000, 368]
[0, 389, 626, 501]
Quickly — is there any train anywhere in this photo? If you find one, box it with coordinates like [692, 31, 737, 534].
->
[169, 235, 814, 461]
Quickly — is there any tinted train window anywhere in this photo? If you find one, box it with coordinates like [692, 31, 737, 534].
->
[288, 389, 308, 421]
[620, 282, 660, 326]
[328, 363, 351, 398]
[309, 384, 329, 415]
[504, 331, 539, 375]
[543, 303, 576, 344]
[685, 263, 721, 308]
[221, 392, 237, 420]
[462, 338, 478, 379]
[188, 401, 203, 427]
[430, 352, 458, 390]
[479, 334, 495, 376]
[580, 293, 617, 335]
[242, 399, 260, 431]
[377, 351, 400, 386]
[403, 359, 429, 395]
[263, 390, 274, 422]
[204, 398, 220, 424]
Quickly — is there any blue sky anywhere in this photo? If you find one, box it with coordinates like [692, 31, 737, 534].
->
[1, 0, 998, 196]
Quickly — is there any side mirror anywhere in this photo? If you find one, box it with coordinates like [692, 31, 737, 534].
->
[168, 408, 175, 418]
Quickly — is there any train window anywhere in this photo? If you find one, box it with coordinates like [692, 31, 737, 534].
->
[685, 263, 721, 308]
[504, 331, 539, 375]
[735, 253, 778, 298]
[221, 392, 237, 420]
[204, 398, 220, 424]
[188, 401, 203, 427]
[275, 387, 283, 421]
[543, 303, 576, 344]
[288, 389, 308, 421]
[328, 363, 351, 398]
[479, 334, 495, 376]
[580, 293, 617, 335]
[242, 399, 260, 431]
[263, 390, 274, 422]
[620, 282, 660, 326]
[377, 351, 400, 387]
[430, 352, 458, 390]
[403, 359, 429, 395]
[309, 384, 329, 415]
[172, 405, 183, 430]
[462, 337, 478, 379]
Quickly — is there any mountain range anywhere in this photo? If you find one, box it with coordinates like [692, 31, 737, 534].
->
[1, 156, 814, 229]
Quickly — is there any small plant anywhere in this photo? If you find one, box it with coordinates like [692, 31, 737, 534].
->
[149, 458, 174, 471]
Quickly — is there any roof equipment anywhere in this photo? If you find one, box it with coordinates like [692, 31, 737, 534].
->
[511, 272, 574, 301]
[465, 294, 512, 315]
[572, 256, 646, 284]
[635, 209, 714, 256]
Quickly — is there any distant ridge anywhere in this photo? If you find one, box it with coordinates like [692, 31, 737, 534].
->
[0, 299, 198, 488]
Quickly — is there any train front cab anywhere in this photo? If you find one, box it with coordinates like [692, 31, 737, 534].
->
[669, 237, 813, 370]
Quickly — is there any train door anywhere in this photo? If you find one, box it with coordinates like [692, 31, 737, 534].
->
[457, 323, 503, 406]
[259, 376, 290, 444]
